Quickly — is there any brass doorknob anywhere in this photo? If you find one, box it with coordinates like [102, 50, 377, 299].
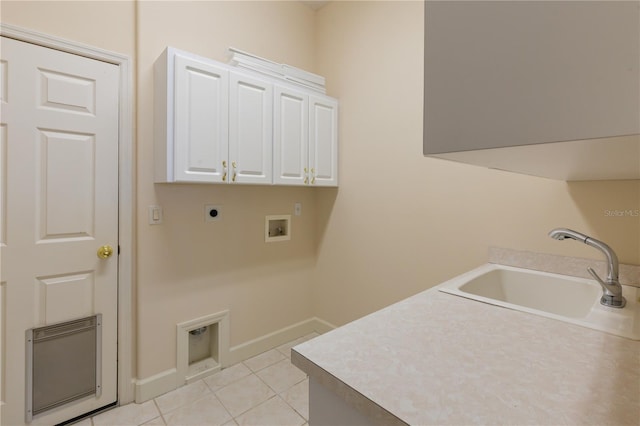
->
[97, 245, 114, 259]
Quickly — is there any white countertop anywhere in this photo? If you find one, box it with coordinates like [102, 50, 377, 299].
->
[292, 284, 640, 425]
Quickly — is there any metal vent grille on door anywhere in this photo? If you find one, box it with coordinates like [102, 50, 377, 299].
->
[25, 315, 102, 422]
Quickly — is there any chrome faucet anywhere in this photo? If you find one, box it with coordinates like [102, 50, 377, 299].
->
[548, 228, 626, 308]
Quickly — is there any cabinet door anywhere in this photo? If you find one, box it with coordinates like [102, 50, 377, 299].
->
[424, 1, 639, 155]
[309, 95, 338, 186]
[229, 72, 273, 184]
[174, 53, 229, 183]
[273, 86, 308, 185]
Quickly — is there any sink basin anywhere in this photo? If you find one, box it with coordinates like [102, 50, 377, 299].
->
[438, 264, 640, 340]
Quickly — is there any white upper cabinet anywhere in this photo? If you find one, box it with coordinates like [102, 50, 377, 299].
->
[155, 48, 229, 183]
[309, 95, 338, 186]
[229, 72, 273, 184]
[274, 86, 309, 186]
[423, 1, 640, 181]
[155, 47, 338, 186]
[274, 87, 338, 187]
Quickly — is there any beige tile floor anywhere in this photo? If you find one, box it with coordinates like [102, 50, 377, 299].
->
[81, 333, 318, 426]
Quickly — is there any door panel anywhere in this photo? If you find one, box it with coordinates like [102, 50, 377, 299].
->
[0, 123, 6, 245]
[36, 271, 95, 324]
[38, 130, 95, 241]
[0, 36, 119, 425]
[38, 68, 97, 115]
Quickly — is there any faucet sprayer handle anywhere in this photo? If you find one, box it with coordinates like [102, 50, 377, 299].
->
[587, 267, 626, 307]
[587, 267, 606, 287]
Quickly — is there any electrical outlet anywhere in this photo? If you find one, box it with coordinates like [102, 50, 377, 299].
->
[205, 205, 222, 222]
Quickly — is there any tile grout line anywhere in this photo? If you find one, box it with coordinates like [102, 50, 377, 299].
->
[211, 382, 234, 425]
[151, 397, 166, 426]
[212, 389, 234, 425]
[231, 393, 280, 423]
[253, 358, 310, 422]
[224, 371, 274, 420]
[279, 384, 309, 422]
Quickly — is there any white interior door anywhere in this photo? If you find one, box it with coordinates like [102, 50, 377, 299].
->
[0, 36, 119, 425]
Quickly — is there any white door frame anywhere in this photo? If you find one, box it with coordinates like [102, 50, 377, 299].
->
[0, 23, 135, 405]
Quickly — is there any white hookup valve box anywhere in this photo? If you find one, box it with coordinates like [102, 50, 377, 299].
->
[265, 215, 291, 242]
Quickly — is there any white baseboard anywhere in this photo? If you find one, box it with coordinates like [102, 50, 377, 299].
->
[134, 368, 177, 403]
[228, 317, 335, 364]
[119, 379, 137, 405]
[311, 317, 337, 334]
[134, 317, 335, 403]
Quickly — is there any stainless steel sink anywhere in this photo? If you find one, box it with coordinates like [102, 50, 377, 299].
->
[438, 264, 640, 340]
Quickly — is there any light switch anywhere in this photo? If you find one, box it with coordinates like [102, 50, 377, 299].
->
[149, 205, 163, 225]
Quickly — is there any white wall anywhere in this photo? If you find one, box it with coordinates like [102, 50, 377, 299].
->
[312, 1, 640, 326]
[135, 1, 320, 379]
[1, 0, 135, 56]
